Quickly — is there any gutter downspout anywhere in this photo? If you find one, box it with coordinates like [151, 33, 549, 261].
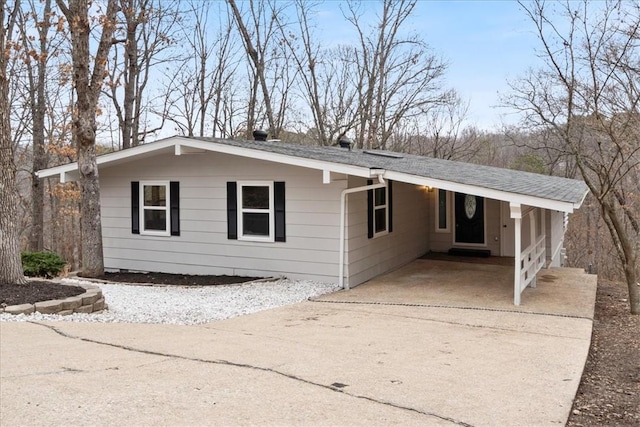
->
[339, 172, 386, 289]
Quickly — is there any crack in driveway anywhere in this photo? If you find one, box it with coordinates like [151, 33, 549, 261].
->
[310, 298, 593, 319]
[318, 304, 590, 341]
[31, 321, 474, 427]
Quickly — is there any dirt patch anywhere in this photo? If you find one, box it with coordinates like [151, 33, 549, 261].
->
[1, 272, 263, 307]
[93, 272, 264, 286]
[0, 281, 86, 307]
[567, 280, 640, 426]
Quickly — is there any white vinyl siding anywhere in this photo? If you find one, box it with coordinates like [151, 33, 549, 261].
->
[345, 177, 429, 287]
[546, 210, 565, 267]
[99, 152, 345, 283]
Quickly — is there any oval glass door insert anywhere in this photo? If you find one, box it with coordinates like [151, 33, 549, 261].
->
[464, 195, 477, 219]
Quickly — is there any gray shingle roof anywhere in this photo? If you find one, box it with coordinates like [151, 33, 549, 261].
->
[188, 137, 588, 205]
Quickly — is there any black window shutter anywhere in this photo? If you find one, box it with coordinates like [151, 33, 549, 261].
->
[388, 180, 393, 233]
[227, 182, 238, 240]
[170, 181, 180, 236]
[274, 182, 286, 242]
[367, 179, 374, 238]
[131, 181, 140, 234]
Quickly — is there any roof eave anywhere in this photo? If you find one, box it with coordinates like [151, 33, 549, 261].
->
[36, 137, 181, 180]
[180, 137, 377, 178]
[573, 187, 590, 210]
[36, 136, 589, 213]
[384, 170, 583, 213]
[36, 136, 378, 181]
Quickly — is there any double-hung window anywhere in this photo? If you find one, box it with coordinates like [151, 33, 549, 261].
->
[367, 180, 392, 238]
[227, 181, 286, 243]
[373, 186, 388, 235]
[238, 181, 274, 242]
[140, 181, 170, 235]
[131, 181, 180, 236]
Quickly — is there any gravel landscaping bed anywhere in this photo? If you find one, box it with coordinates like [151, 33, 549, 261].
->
[0, 278, 340, 325]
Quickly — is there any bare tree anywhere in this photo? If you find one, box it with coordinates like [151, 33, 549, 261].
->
[161, 0, 242, 138]
[507, 0, 640, 314]
[0, 0, 26, 285]
[388, 93, 481, 161]
[343, 0, 449, 149]
[55, 0, 118, 277]
[227, 0, 293, 138]
[272, 1, 357, 145]
[105, 0, 180, 149]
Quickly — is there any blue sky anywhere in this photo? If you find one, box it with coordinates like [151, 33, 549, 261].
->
[316, 1, 542, 131]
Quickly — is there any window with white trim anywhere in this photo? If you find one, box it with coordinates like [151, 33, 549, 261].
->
[435, 188, 450, 232]
[373, 186, 388, 236]
[141, 181, 170, 235]
[238, 181, 274, 242]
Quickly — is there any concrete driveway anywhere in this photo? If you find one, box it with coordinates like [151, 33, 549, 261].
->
[0, 262, 596, 426]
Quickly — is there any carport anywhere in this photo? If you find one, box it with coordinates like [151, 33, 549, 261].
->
[322, 257, 597, 319]
[338, 152, 590, 306]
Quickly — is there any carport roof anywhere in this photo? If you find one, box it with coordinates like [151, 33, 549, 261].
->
[37, 135, 589, 212]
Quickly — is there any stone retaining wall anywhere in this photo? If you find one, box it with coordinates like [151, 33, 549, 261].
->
[1, 283, 106, 316]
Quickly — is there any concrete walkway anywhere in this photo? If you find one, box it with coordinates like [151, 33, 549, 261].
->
[0, 264, 597, 426]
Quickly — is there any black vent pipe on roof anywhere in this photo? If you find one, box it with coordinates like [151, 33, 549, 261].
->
[338, 137, 352, 151]
[253, 129, 268, 141]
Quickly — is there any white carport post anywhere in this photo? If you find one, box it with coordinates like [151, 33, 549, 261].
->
[529, 210, 537, 289]
[510, 202, 523, 305]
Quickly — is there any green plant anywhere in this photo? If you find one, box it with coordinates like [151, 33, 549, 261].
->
[21, 251, 67, 278]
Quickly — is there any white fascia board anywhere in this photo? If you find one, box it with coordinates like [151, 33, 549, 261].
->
[37, 162, 77, 179]
[383, 170, 579, 213]
[37, 136, 372, 181]
[37, 137, 180, 179]
[175, 137, 375, 179]
[574, 188, 589, 209]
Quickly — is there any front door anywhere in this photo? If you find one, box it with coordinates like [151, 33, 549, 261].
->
[455, 193, 485, 244]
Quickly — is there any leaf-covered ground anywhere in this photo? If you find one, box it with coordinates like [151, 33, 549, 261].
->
[567, 280, 640, 426]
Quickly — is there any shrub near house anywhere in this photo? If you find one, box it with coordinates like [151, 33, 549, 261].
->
[21, 251, 66, 278]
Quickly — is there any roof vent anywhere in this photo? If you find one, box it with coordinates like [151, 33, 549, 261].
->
[338, 137, 352, 150]
[253, 129, 268, 141]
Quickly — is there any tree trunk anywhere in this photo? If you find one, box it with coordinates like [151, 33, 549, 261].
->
[29, 0, 52, 251]
[76, 139, 104, 277]
[0, 1, 27, 285]
[601, 198, 640, 315]
[57, 0, 118, 277]
[121, 3, 138, 149]
[30, 143, 46, 251]
[0, 144, 25, 284]
[624, 263, 639, 315]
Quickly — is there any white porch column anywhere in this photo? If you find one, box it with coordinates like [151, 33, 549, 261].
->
[510, 202, 522, 305]
[529, 210, 537, 289]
